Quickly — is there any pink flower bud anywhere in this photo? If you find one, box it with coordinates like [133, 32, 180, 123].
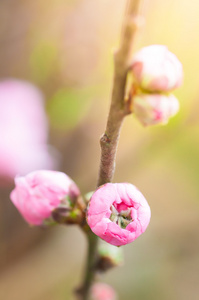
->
[10, 170, 80, 226]
[90, 283, 117, 300]
[133, 93, 179, 126]
[131, 45, 183, 92]
[87, 183, 151, 246]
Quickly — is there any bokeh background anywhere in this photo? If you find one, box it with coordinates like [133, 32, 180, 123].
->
[0, 0, 199, 299]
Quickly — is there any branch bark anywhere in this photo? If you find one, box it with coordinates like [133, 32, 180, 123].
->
[78, 1, 144, 299]
[97, 0, 144, 186]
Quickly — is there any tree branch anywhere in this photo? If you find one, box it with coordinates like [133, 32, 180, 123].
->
[97, 0, 144, 187]
[78, 1, 145, 299]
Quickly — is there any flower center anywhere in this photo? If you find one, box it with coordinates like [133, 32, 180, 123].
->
[110, 205, 132, 229]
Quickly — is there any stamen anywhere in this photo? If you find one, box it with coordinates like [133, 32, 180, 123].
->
[110, 205, 133, 229]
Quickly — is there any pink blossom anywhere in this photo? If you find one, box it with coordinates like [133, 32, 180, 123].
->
[10, 170, 80, 225]
[0, 79, 54, 180]
[90, 283, 117, 300]
[87, 183, 151, 246]
[133, 93, 179, 126]
[131, 45, 183, 92]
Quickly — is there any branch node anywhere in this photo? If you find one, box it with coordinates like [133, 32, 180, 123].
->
[100, 133, 111, 146]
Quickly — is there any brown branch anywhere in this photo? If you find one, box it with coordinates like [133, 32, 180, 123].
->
[75, 230, 99, 300]
[97, 0, 144, 187]
[77, 1, 145, 299]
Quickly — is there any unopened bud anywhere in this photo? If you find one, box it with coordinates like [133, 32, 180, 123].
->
[133, 92, 179, 126]
[87, 183, 151, 246]
[131, 45, 183, 93]
[10, 170, 80, 226]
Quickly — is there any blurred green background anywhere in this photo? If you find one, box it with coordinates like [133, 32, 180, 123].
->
[1, 0, 199, 299]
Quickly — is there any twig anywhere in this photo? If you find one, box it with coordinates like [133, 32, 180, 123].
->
[78, 1, 144, 299]
[97, 0, 144, 186]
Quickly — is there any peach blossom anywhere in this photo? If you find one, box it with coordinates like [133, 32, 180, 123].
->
[87, 183, 151, 246]
[10, 170, 80, 225]
[133, 93, 179, 126]
[132, 45, 183, 92]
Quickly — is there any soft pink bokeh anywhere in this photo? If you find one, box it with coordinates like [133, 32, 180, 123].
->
[0, 79, 55, 181]
[132, 45, 183, 92]
[10, 170, 80, 225]
[133, 93, 179, 126]
[90, 283, 117, 300]
[87, 183, 151, 246]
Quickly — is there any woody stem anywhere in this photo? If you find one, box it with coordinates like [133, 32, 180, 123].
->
[78, 1, 145, 299]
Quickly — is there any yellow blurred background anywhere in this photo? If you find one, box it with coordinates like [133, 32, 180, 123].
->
[1, 0, 199, 299]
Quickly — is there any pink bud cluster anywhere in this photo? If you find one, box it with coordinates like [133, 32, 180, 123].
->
[131, 45, 183, 126]
[10, 172, 151, 247]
